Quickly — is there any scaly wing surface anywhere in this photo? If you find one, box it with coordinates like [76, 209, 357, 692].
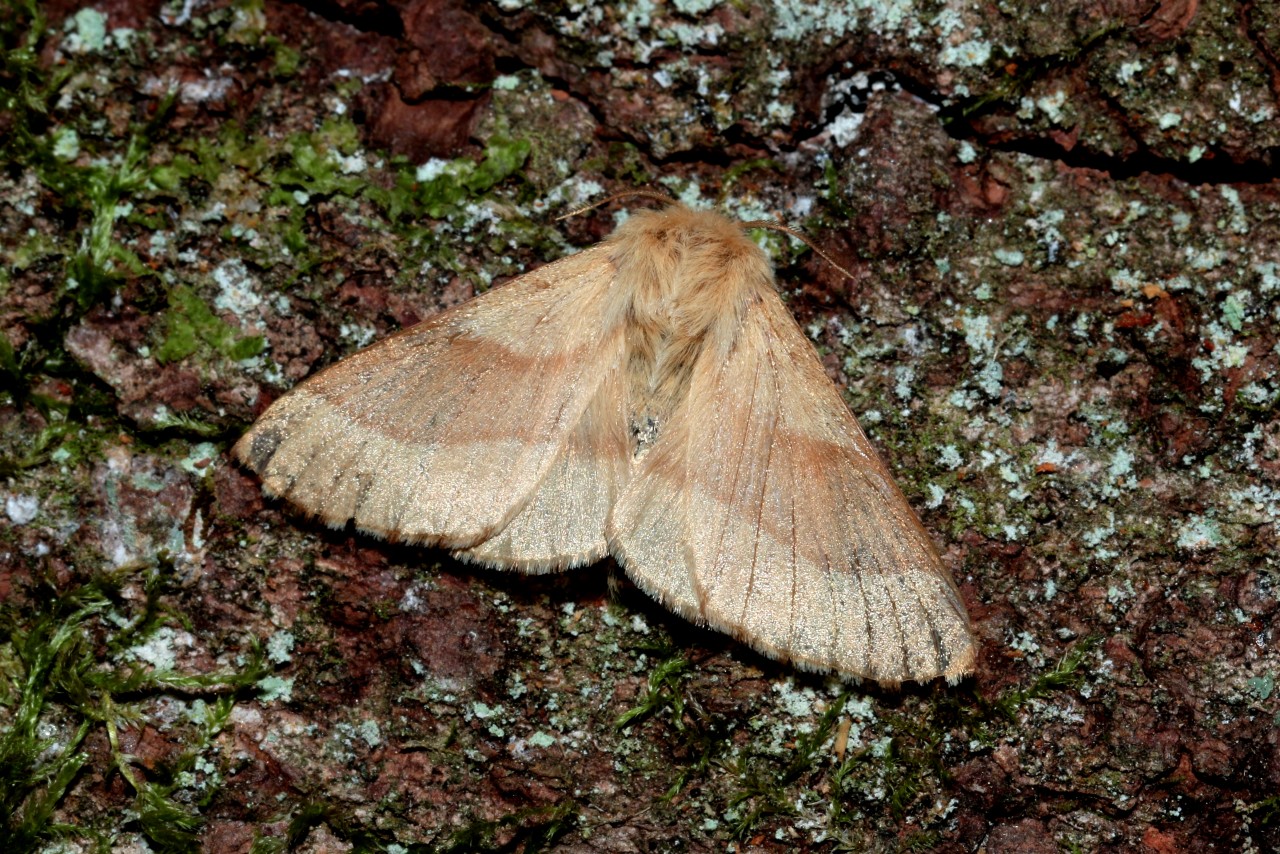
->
[234, 246, 629, 567]
[610, 292, 975, 684]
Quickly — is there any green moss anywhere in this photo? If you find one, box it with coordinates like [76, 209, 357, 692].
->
[721, 157, 780, 192]
[725, 692, 852, 838]
[0, 419, 76, 477]
[615, 653, 693, 730]
[363, 136, 532, 223]
[466, 137, 532, 194]
[43, 110, 178, 313]
[267, 36, 302, 77]
[0, 563, 271, 851]
[0, 0, 74, 166]
[983, 638, 1098, 728]
[0, 11, 199, 419]
[178, 124, 274, 186]
[436, 799, 577, 854]
[0, 593, 99, 851]
[268, 119, 365, 201]
[612, 647, 734, 800]
[153, 284, 265, 364]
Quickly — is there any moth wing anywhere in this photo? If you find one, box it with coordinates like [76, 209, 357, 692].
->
[610, 292, 975, 685]
[454, 353, 629, 571]
[234, 246, 629, 567]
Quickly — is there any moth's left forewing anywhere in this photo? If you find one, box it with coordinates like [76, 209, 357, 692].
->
[234, 246, 630, 564]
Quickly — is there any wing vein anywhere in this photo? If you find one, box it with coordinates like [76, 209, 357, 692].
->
[707, 345, 761, 615]
[788, 476, 799, 657]
[852, 558, 875, 677]
[742, 348, 775, 628]
[882, 572, 911, 681]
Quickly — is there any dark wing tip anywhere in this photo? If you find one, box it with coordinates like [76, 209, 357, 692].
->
[233, 426, 283, 475]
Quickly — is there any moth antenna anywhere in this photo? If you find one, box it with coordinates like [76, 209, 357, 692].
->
[740, 219, 856, 281]
[556, 188, 677, 221]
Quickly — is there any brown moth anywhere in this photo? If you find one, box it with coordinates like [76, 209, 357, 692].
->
[234, 199, 976, 685]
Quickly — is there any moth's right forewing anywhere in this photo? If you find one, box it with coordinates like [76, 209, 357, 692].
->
[233, 246, 628, 552]
[611, 292, 976, 685]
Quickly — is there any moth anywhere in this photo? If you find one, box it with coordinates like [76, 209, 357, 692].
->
[234, 196, 976, 685]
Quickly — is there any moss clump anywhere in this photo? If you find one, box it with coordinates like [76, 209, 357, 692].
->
[0, 565, 271, 852]
[362, 135, 532, 223]
[153, 284, 265, 364]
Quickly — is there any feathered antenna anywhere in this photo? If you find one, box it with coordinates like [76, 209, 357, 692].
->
[556, 188, 676, 221]
[739, 219, 855, 281]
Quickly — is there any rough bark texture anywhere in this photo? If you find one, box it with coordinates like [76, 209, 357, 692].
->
[0, 1, 1277, 852]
